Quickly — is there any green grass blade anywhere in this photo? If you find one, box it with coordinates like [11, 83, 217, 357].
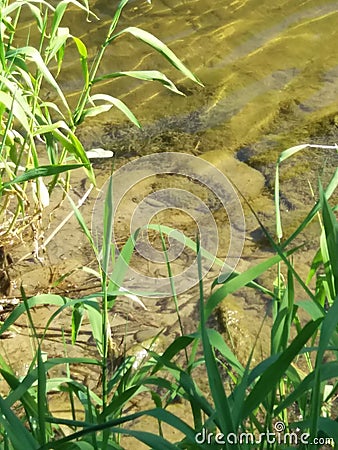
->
[275, 162, 282, 239]
[306, 247, 323, 285]
[40, 408, 198, 449]
[84, 302, 103, 356]
[275, 361, 338, 415]
[66, 190, 97, 255]
[45, 127, 95, 183]
[271, 267, 295, 353]
[101, 385, 145, 419]
[106, 428, 188, 450]
[102, 175, 114, 276]
[281, 167, 338, 250]
[78, 104, 114, 119]
[277, 144, 309, 164]
[71, 303, 85, 344]
[88, 94, 140, 128]
[205, 248, 299, 321]
[26, 2, 44, 31]
[8, 46, 70, 111]
[150, 353, 216, 420]
[147, 224, 271, 295]
[195, 329, 244, 375]
[317, 417, 338, 444]
[310, 294, 338, 437]
[0, 294, 71, 335]
[320, 185, 338, 295]
[0, 74, 35, 120]
[38, 298, 101, 347]
[243, 319, 322, 418]
[37, 348, 49, 445]
[276, 144, 338, 241]
[150, 335, 194, 374]
[0, 91, 30, 132]
[92, 70, 184, 95]
[0, 356, 39, 417]
[106, 0, 130, 39]
[51, 1, 97, 38]
[46, 32, 68, 63]
[61, 443, 96, 449]
[50, 2, 68, 37]
[3, 0, 54, 16]
[295, 299, 324, 320]
[5, 358, 100, 411]
[0, 396, 39, 450]
[134, 408, 206, 447]
[72, 36, 89, 87]
[0, 164, 84, 193]
[159, 227, 185, 342]
[107, 229, 140, 295]
[112, 27, 203, 86]
[197, 236, 237, 443]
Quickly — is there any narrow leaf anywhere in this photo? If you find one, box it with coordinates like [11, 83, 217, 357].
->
[113, 27, 203, 86]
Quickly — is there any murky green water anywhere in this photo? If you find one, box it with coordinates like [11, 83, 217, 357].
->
[58, 0, 338, 133]
[13, 0, 334, 167]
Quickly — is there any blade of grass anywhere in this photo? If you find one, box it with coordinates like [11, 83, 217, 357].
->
[320, 184, 338, 295]
[37, 347, 49, 445]
[41, 408, 200, 450]
[205, 247, 300, 321]
[110, 27, 203, 87]
[197, 234, 238, 445]
[92, 70, 185, 95]
[85, 94, 141, 128]
[310, 294, 338, 440]
[5, 357, 100, 409]
[159, 227, 185, 340]
[0, 396, 39, 450]
[243, 318, 322, 418]
[107, 230, 140, 299]
[0, 91, 30, 132]
[147, 224, 272, 296]
[275, 361, 338, 415]
[0, 164, 84, 193]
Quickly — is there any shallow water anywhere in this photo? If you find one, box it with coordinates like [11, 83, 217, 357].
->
[62, 0, 338, 208]
[8, 0, 338, 342]
[9, 0, 338, 359]
[2, 1, 338, 442]
[62, 0, 338, 127]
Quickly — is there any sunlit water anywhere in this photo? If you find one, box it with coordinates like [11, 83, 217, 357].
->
[55, 0, 338, 195]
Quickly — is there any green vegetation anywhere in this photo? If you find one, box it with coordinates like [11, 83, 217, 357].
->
[0, 144, 337, 449]
[0, 1, 337, 449]
[0, 0, 201, 236]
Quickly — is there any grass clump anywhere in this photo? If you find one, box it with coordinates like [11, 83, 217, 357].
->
[0, 144, 336, 449]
